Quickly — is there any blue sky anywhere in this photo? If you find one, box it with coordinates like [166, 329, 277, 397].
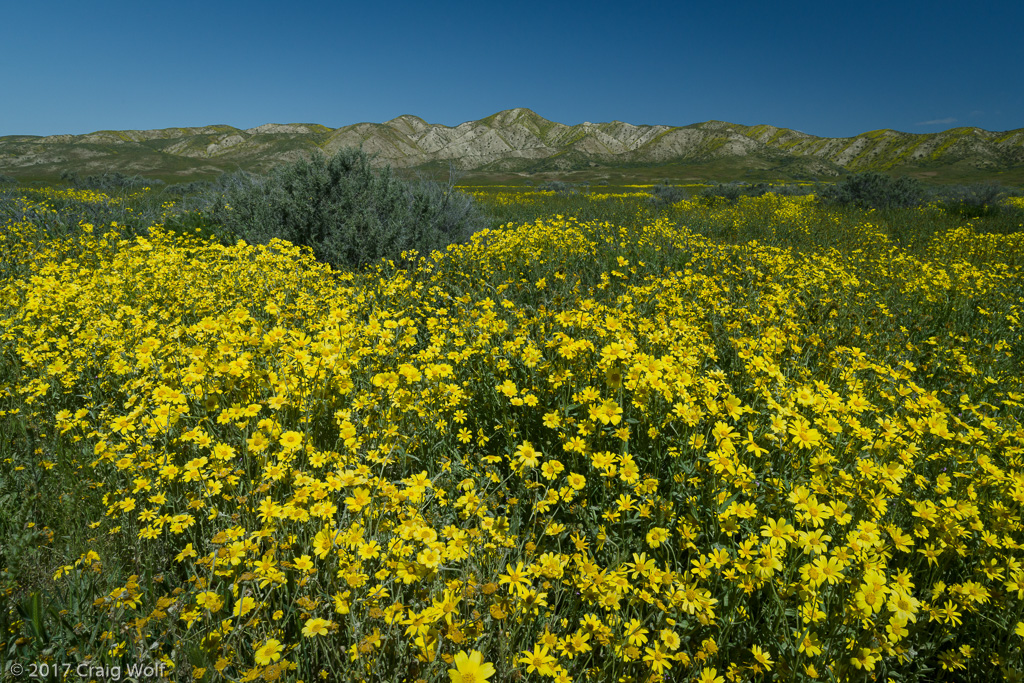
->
[2, 0, 1021, 138]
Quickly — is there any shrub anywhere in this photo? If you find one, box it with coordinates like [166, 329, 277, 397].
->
[648, 181, 687, 205]
[741, 182, 814, 198]
[776, 183, 818, 197]
[0, 174, 16, 185]
[695, 182, 813, 205]
[535, 180, 579, 195]
[932, 182, 1018, 218]
[818, 171, 925, 210]
[163, 180, 214, 197]
[699, 182, 745, 203]
[197, 148, 485, 270]
[61, 171, 163, 192]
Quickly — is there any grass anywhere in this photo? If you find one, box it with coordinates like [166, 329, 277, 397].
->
[1, 185, 1023, 681]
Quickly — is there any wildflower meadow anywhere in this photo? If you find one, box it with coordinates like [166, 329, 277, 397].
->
[2, 179, 1024, 682]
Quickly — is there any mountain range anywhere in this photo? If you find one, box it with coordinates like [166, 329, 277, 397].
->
[2, 108, 1023, 185]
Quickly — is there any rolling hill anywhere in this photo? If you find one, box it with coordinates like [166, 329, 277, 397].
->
[2, 108, 1023, 185]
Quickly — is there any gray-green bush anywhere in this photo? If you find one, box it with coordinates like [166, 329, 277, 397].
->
[698, 182, 815, 203]
[931, 182, 1021, 218]
[648, 181, 687, 205]
[818, 171, 925, 210]
[195, 149, 485, 270]
[60, 170, 163, 192]
[535, 180, 582, 195]
[699, 182, 745, 203]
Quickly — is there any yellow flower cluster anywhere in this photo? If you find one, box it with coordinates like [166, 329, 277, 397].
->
[2, 188, 1023, 681]
[928, 225, 1024, 268]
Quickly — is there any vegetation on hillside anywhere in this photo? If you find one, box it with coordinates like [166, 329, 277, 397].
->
[3, 110, 1024, 186]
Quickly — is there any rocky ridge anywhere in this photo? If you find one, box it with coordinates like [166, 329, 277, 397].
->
[2, 108, 1022, 180]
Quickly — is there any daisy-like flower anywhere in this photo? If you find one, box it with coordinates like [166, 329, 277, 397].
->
[417, 546, 443, 569]
[623, 618, 649, 646]
[646, 527, 670, 548]
[254, 638, 283, 665]
[542, 411, 561, 429]
[195, 591, 223, 613]
[751, 644, 774, 671]
[643, 645, 672, 674]
[212, 443, 235, 460]
[518, 644, 556, 676]
[540, 460, 564, 479]
[302, 617, 332, 638]
[279, 430, 303, 451]
[589, 399, 622, 426]
[233, 596, 256, 617]
[344, 487, 372, 512]
[697, 667, 725, 683]
[515, 441, 541, 468]
[448, 649, 495, 683]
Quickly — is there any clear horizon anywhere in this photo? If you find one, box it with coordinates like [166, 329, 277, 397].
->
[6, 107, 1022, 139]
[2, 0, 1021, 139]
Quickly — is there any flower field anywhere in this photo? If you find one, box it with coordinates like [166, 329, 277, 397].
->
[2, 187, 1024, 681]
